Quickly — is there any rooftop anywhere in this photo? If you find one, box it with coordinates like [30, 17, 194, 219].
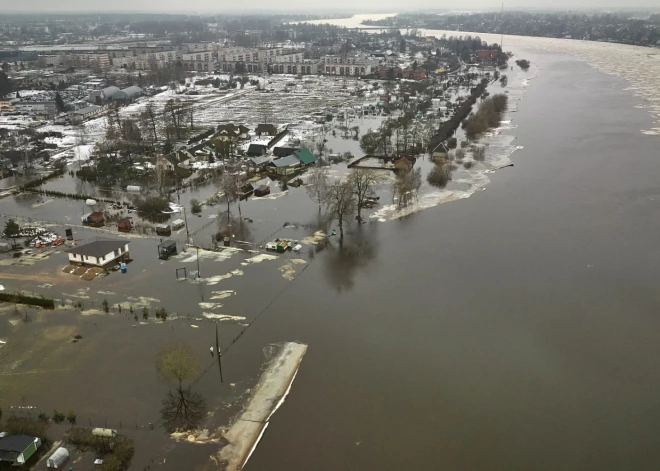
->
[66, 240, 128, 258]
[0, 435, 37, 462]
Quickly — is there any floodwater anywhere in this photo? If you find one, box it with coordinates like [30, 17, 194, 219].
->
[3, 16, 660, 471]
[241, 17, 660, 471]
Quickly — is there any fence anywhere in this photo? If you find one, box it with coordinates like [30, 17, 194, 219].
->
[0, 213, 165, 242]
[5, 406, 161, 433]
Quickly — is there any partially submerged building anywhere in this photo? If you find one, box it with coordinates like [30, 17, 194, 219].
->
[66, 240, 130, 267]
[267, 154, 300, 175]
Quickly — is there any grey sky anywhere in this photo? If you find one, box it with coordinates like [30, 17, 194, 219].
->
[6, 0, 660, 13]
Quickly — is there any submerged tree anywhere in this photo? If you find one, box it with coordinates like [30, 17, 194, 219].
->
[348, 169, 381, 223]
[394, 167, 422, 208]
[324, 181, 356, 240]
[158, 344, 206, 432]
[305, 165, 329, 211]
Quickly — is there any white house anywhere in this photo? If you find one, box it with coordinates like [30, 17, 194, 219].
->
[66, 240, 130, 267]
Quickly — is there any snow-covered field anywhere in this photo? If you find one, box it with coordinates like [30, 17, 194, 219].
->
[23, 74, 364, 151]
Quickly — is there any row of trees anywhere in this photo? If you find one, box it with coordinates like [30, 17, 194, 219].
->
[306, 166, 424, 239]
[359, 113, 425, 158]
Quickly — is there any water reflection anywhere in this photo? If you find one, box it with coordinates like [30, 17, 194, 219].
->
[323, 227, 378, 292]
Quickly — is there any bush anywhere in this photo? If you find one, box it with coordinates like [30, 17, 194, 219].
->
[136, 196, 170, 214]
[52, 409, 65, 424]
[4, 417, 49, 442]
[101, 299, 109, 313]
[516, 59, 530, 70]
[447, 137, 457, 149]
[465, 95, 508, 139]
[473, 146, 486, 161]
[463, 161, 475, 169]
[455, 149, 466, 161]
[427, 163, 452, 189]
[155, 307, 168, 321]
[190, 198, 202, 214]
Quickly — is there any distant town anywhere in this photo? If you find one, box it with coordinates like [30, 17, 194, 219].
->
[364, 11, 660, 47]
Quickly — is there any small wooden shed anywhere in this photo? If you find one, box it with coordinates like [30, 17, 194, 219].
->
[117, 217, 132, 233]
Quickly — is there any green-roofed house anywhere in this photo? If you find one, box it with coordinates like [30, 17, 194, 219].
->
[0, 435, 42, 465]
[294, 148, 317, 167]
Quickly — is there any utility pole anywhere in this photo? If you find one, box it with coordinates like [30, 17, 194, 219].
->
[216, 323, 223, 383]
[196, 245, 200, 278]
[182, 206, 190, 244]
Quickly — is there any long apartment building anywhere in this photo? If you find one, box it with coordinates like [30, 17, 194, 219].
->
[321, 54, 380, 77]
[66, 53, 111, 69]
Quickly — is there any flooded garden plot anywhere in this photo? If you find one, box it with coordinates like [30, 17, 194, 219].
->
[0, 302, 304, 471]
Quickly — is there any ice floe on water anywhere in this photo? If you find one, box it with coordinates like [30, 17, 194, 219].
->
[241, 254, 278, 265]
[205, 270, 243, 286]
[210, 290, 236, 300]
[201, 313, 247, 322]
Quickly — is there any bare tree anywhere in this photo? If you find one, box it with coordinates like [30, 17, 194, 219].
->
[324, 181, 356, 241]
[182, 100, 195, 131]
[394, 167, 422, 208]
[219, 170, 241, 221]
[305, 165, 329, 211]
[164, 99, 185, 139]
[348, 169, 381, 223]
[140, 101, 158, 143]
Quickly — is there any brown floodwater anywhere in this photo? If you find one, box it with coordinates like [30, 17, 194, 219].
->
[2, 46, 660, 471]
[239, 50, 660, 470]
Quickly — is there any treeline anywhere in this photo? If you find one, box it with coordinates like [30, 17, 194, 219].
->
[29, 188, 122, 205]
[465, 94, 508, 140]
[18, 168, 66, 191]
[427, 79, 489, 151]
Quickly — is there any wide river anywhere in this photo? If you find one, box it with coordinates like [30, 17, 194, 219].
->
[233, 14, 660, 471]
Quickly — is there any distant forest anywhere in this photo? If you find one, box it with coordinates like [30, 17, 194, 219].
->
[364, 12, 660, 48]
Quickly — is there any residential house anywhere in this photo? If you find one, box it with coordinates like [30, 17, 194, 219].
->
[246, 144, 268, 157]
[267, 154, 300, 175]
[477, 49, 499, 62]
[402, 67, 426, 80]
[0, 435, 42, 466]
[247, 155, 270, 170]
[216, 123, 250, 140]
[66, 240, 130, 267]
[255, 124, 278, 137]
[273, 146, 299, 157]
[394, 157, 414, 173]
[294, 148, 316, 167]
[156, 154, 179, 171]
